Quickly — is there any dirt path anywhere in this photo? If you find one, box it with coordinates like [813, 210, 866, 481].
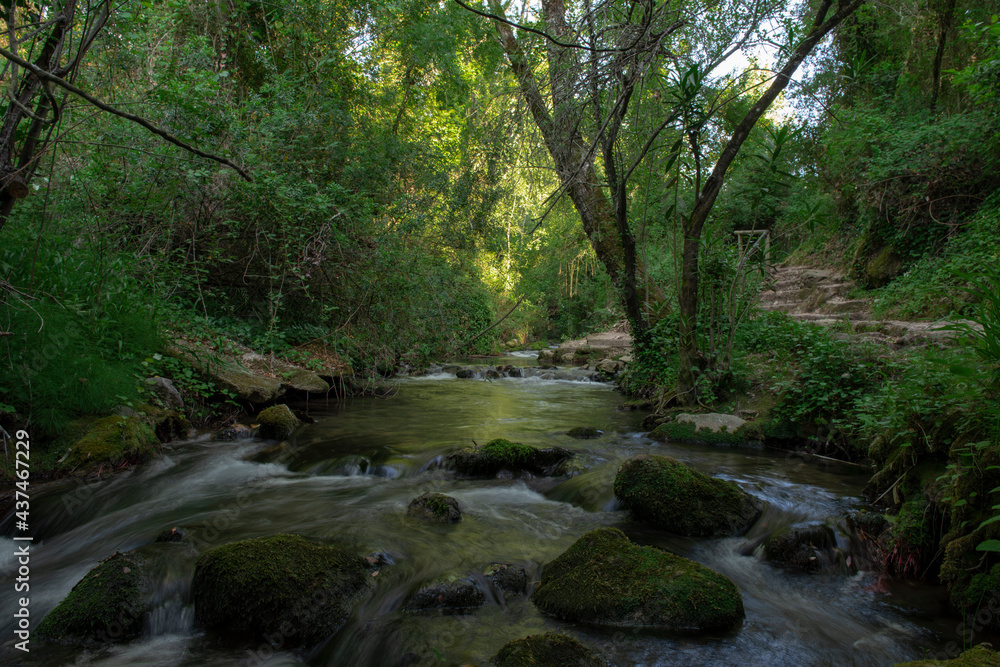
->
[758, 265, 976, 345]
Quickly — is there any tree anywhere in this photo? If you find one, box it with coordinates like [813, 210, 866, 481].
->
[0, 0, 246, 235]
[462, 0, 864, 401]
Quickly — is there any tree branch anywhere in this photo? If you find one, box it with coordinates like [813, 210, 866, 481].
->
[0, 45, 251, 181]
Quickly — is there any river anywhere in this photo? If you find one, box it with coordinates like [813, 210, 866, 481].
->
[0, 352, 964, 665]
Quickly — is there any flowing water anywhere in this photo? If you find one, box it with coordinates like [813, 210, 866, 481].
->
[0, 353, 967, 665]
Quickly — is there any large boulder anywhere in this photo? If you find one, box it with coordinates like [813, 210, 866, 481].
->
[407, 492, 462, 523]
[648, 414, 756, 447]
[256, 404, 300, 440]
[281, 369, 330, 394]
[613, 454, 763, 536]
[192, 534, 369, 646]
[37, 551, 149, 644]
[448, 439, 572, 477]
[59, 415, 161, 474]
[532, 528, 744, 631]
[214, 367, 285, 404]
[491, 633, 605, 666]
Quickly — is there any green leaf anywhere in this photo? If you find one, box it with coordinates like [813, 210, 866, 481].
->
[977, 539, 1000, 552]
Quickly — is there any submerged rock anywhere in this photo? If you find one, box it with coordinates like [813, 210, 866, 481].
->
[448, 438, 572, 477]
[566, 426, 601, 439]
[456, 369, 477, 379]
[532, 528, 744, 631]
[214, 423, 256, 441]
[484, 562, 528, 598]
[406, 575, 486, 612]
[37, 550, 149, 644]
[256, 404, 300, 440]
[761, 524, 838, 572]
[613, 454, 763, 536]
[192, 534, 369, 646]
[407, 492, 462, 522]
[155, 527, 186, 543]
[492, 633, 605, 666]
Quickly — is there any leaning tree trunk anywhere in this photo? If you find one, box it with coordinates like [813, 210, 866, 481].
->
[675, 0, 865, 401]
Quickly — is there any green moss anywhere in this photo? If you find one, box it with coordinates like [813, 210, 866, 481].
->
[613, 454, 763, 536]
[567, 426, 600, 439]
[449, 439, 572, 477]
[532, 528, 744, 631]
[37, 551, 147, 644]
[648, 421, 755, 447]
[952, 564, 1000, 612]
[491, 633, 605, 666]
[256, 404, 300, 440]
[59, 415, 160, 473]
[192, 534, 369, 647]
[894, 644, 1000, 666]
[407, 492, 462, 522]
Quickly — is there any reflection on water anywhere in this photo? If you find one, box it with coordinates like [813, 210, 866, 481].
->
[0, 361, 960, 665]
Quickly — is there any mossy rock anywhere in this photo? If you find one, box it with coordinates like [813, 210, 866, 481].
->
[448, 438, 572, 477]
[532, 527, 744, 631]
[405, 575, 486, 612]
[37, 551, 149, 644]
[761, 524, 838, 573]
[407, 492, 462, 522]
[192, 534, 369, 646]
[60, 415, 160, 473]
[491, 633, 605, 666]
[567, 426, 601, 439]
[137, 404, 191, 443]
[894, 644, 1000, 666]
[613, 454, 763, 536]
[256, 404, 300, 440]
[647, 420, 756, 448]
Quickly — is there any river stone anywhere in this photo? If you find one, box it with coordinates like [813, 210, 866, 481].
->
[192, 534, 368, 647]
[155, 527, 186, 543]
[680, 412, 747, 433]
[256, 404, 300, 440]
[407, 492, 462, 522]
[492, 633, 605, 666]
[281, 369, 330, 394]
[448, 438, 572, 477]
[214, 423, 256, 441]
[214, 367, 285, 404]
[613, 454, 763, 536]
[485, 562, 528, 597]
[37, 550, 149, 644]
[456, 369, 477, 379]
[532, 528, 744, 631]
[406, 575, 486, 612]
[145, 376, 184, 410]
[567, 426, 601, 439]
[761, 524, 838, 572]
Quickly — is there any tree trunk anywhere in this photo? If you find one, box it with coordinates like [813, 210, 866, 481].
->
[675, 0, 865, 401]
